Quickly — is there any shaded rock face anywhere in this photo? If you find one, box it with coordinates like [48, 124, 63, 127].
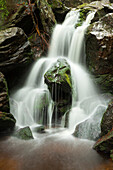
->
[0, 72, 16, 133]
[13, 126, 33, 140]
[4, 5, 35, 36]
[86, 13, 113, 94]
[0, 27, 33, 76]
[48, 0, 70, 23]
[0, 112, 16, 133]
[93, 128, 113, 156]
[44, 58, 72, 124]
[36, 0, 56, 35]
[101, 100, 113, 136]
[0, 72, 9, 113]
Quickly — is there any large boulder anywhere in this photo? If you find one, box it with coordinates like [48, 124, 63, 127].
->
[0, 27, 33, 74]
[86, 13, 113, 94]
[48, 0, 70, 23]
[0, 112, 16, 133]
[4, 5, 35, 36]
[101, 100, 113, 136]
[0, 72, 9, 113]
[44, 58, 72, 124]
[0, 72, 16, 133]
[36, 0, 56, 35]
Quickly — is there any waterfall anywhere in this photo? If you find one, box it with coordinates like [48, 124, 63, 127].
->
[10, 10, 108, 138]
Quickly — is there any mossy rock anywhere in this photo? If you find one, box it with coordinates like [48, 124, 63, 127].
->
[44, 58, 72, 123]
[14, 126, 33, 140]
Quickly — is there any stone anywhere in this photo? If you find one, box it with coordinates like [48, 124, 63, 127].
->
[48, 0, 70, 23]
[44, 58, 72, 124]
[86, 13, 113, 94]
[4, 5, 35, 36]
[101, 100, 113, 136]
[93, 128, 113, 154]
[0, 72, 9, 113]
[73, 101, 107, 140]
[0, 27, 33, 75]
[14, 126, 34, 140]
[36, 0, 56, 35]
[0, 112, 16, 132]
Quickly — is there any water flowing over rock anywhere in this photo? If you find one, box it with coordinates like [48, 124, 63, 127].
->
[86, 13, 113, 94]
[44, 58, 72, 124]
[0, 27, 33, 75]
[0, 72, 16, 133]
[101, 99, 113, 136]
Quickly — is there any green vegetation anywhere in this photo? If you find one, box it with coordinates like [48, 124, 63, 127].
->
[0, 0, 9, 20]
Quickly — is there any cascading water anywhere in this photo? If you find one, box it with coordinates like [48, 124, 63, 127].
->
[10, 10, 108, 139]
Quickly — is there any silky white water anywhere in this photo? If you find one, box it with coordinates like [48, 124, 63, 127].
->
[10, 10, 108, 139]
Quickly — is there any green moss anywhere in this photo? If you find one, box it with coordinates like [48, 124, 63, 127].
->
[65, 73, 72, 87]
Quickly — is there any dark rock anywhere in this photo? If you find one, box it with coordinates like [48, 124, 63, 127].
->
[101, 100, 113, 136]
[86, 13, 113, 94]
[48, 0, 70, 23]
[14, 126, 34, 140]
[0, 72, 9, 113]
[0, 112, 16, 132]
[110, 150, 113, 161]
[0, 72, 16, 133]
[4, 5, 35, 36]
[44, 58, 72, 124]
[36, 0, 56, 35]
[33, 125, 45, 133]
[93, 128, 113, 154]
[0, 27, 33, 75]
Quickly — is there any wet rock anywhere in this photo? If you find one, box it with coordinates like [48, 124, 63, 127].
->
[0, 112, 16, 132]
[14, 126, 33, 140]
[0, 72, 9, 113]
[0, 72, 16, 133]
[44, 58, 72, 124]
[36, 0, 56, 35]
[33, 125, 45, 133]
[4, 5, 35, 36]
[48, 0, 70, 23]
[86, 13, 113, 94]
[73, 103, 106, 141]
[93, 128, 113, 154]
[101, 100, 113, 136]
[0, 27, 33, 75]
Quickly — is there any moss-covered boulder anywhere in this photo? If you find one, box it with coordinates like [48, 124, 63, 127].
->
[14, 126, 33, 140]
[44, 58, 72, 124]
[0, 112, 16, 132]
[93, 128, 113, 156]
[101, 100, 113, 136]
[0, 27, 33, 79]
[86, 13, 113, 94]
